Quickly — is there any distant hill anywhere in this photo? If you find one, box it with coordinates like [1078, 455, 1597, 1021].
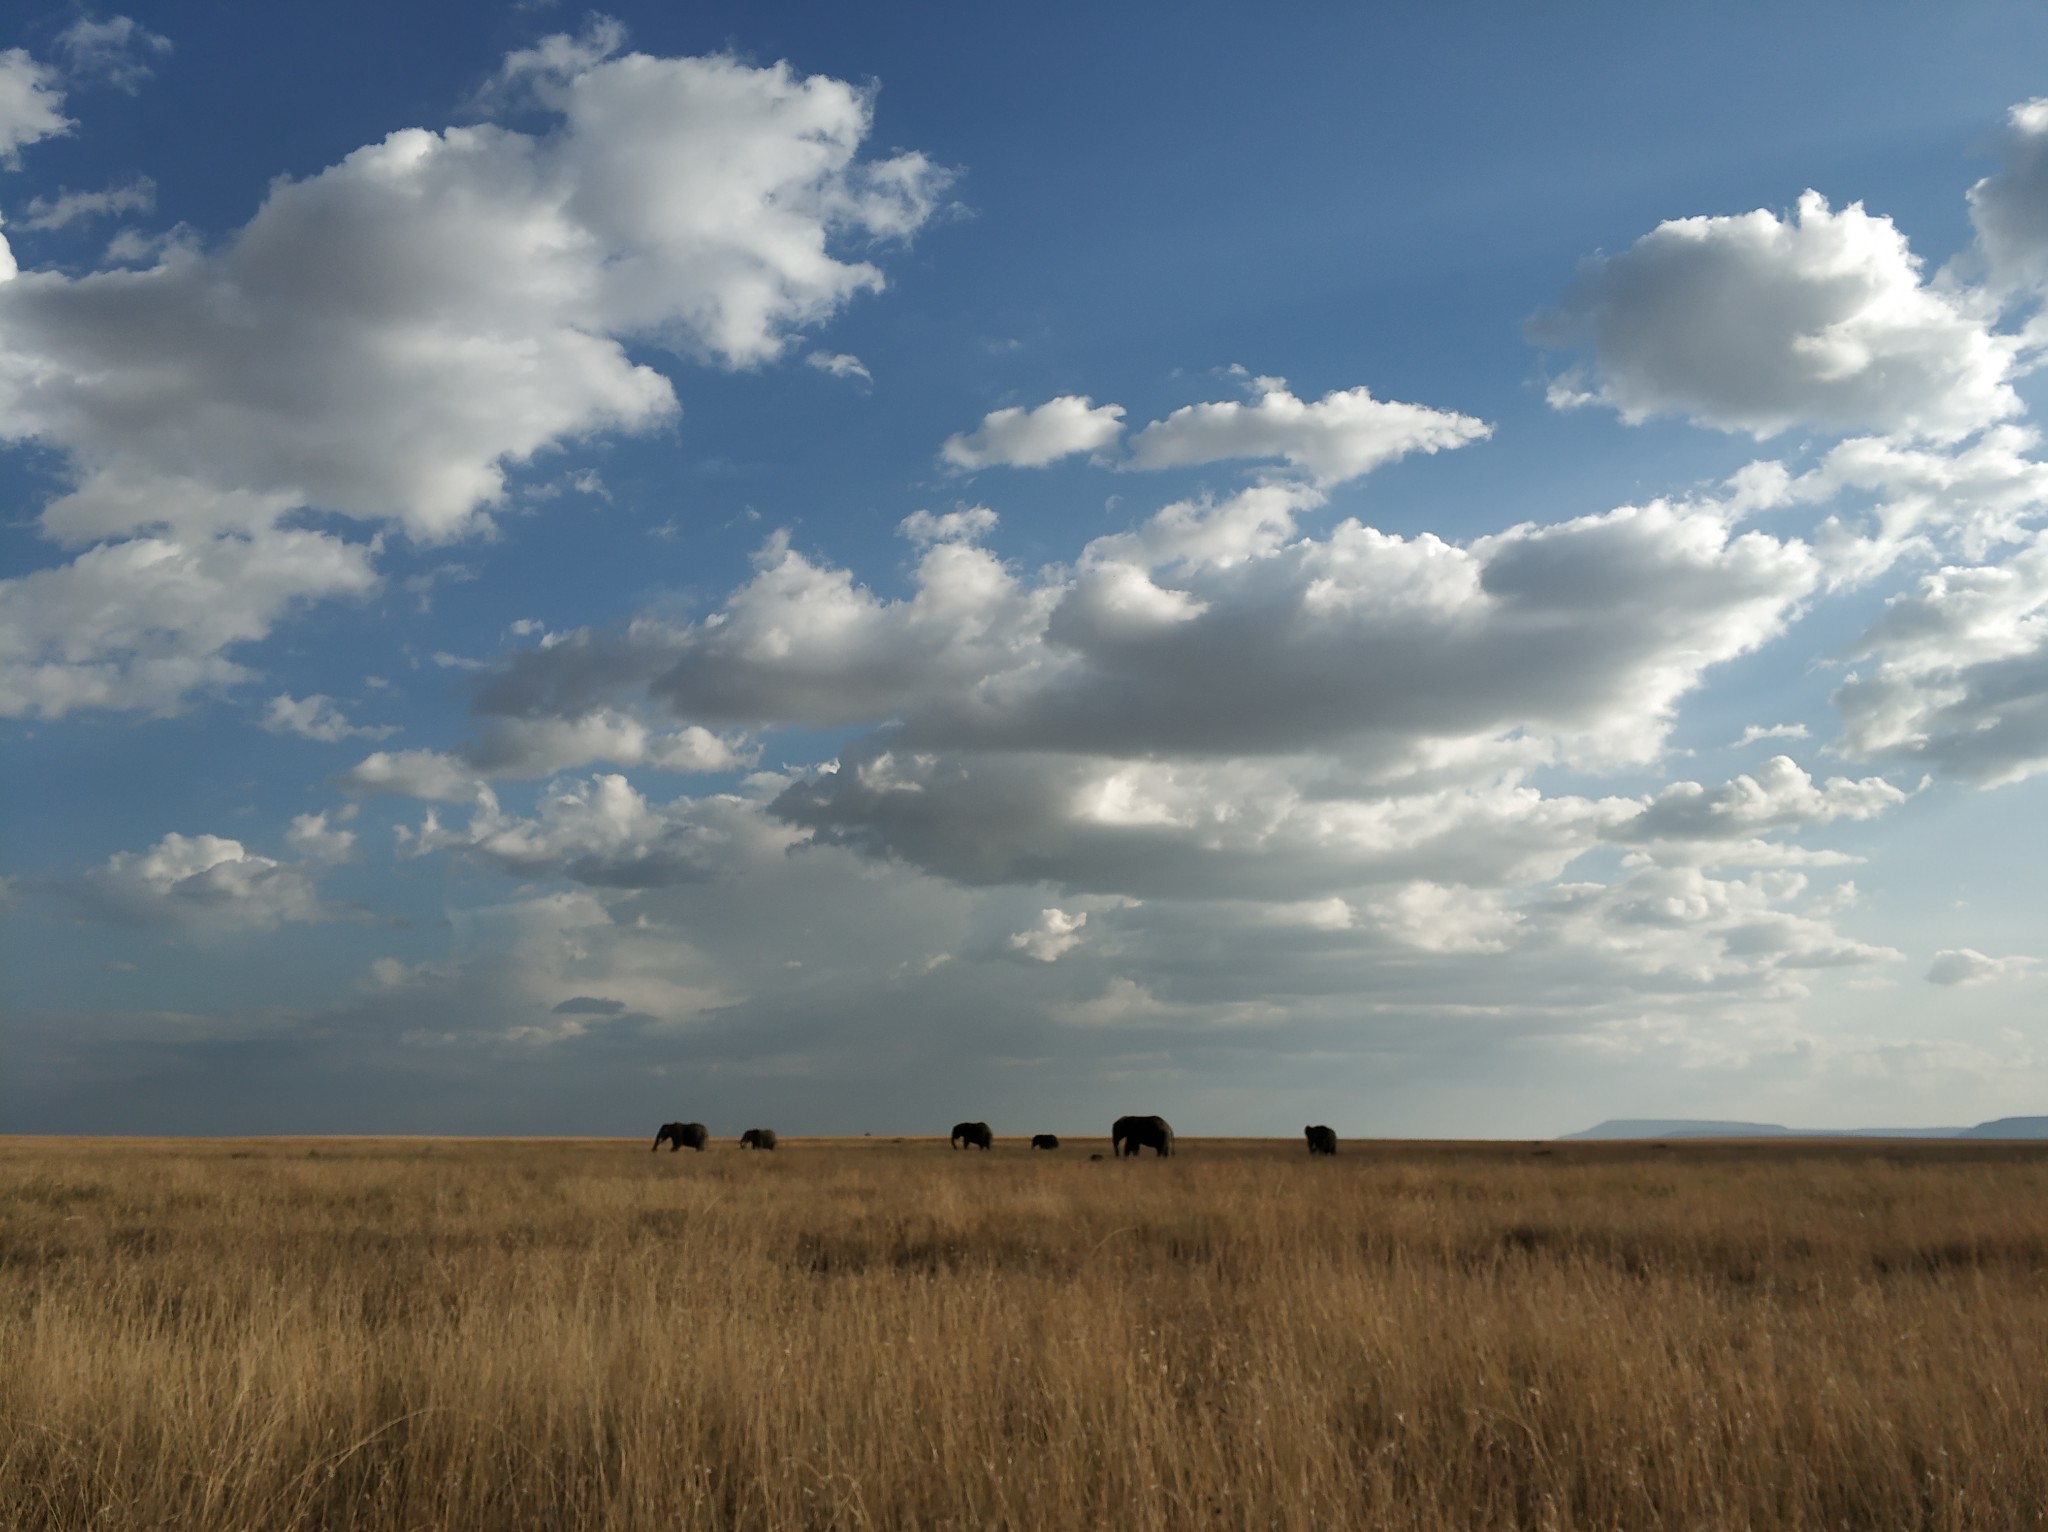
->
[1955, 1117, 2048, 1140]
[1564, 1118, 1987, 1141]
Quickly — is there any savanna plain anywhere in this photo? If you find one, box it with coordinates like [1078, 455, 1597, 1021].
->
[6, 1134, 2048, 1531]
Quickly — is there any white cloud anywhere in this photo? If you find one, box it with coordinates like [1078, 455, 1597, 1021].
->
[1531, 190, 2019, 443]
[806, 350, 870, 383]
[22, 176, 154, 229]
[1832, 532, 2048, 785]
[54, 15, 171, 92]
[898, 505, 997, 544]
[261, 693, 395, 743]
[1926, 948, 2038, 986]
[941, 395, 1126, 470]
[1968, 98, 2048, 295]
[412, 773, 794, 888]
[0, 46, 69, 164]
[1007, 907, 1087, 961]
[284, 811, 358, 865]
[1735, 723, 1808, 747]
[335, 748, 483, 802]
[0, 530, 378, 718]
[1124, 377, 1490, 486]
[0, 30, 945, 717]
[1609, 756, 1906, 854]
[72, 832, 327, 930]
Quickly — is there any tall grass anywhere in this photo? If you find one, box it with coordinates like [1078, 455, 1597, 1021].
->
[6, 1135, 2048, 1529]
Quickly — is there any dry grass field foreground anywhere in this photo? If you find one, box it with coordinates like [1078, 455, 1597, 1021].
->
[8, 1135, 2048, 1532]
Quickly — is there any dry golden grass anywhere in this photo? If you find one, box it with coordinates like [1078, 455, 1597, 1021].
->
[6, 1133, 2048, 1530]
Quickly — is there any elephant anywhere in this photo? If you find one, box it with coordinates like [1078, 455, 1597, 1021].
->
[651, 1121, 709, 1152]
[1030, 1134, 1060, 1150]
[738, 1128, 778, 1150]
[1305, 1124, 1338, 1156]
[1112, 1114, 1175, 1157]
[951, 1120, 993, 1150]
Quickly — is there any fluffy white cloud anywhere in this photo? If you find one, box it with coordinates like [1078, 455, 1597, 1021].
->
[1832, 532, 2048, 785]
[1926, 947, 2037, 986]
[262, 693, 395, 743]
[1007, 907, 1087, 961]
[71, 832, 327, 930]
[1609, 756, 1906, 855]
[284, 810, 358, 865]
[941, 395, 1126, 469]
[0, 29, 944, 717]
[1968, 98, 2048, 294]
[1124, 377, 1490, 486]
[898, 505, 998, 544]
[411, 773, 799, 889]
[0, 530, 378, 717]
[1531, 191, 2019, 443]
[0, 46, 67, 164]
[335, 748, 484, 802]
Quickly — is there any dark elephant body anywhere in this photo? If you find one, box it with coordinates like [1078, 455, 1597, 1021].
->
[951, 1120, 993, 1150]
[1112, 1114, 1175, 1157]
[1305, 1124, 1338, 1156]
[738, 1128, 778, 1150]
[651, 1121, 709, 1152]
[1030, 1134, 1059, 1150]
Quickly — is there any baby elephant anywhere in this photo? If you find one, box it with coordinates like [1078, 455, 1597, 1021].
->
[1030, 1133, 1060, 1150]
[738, 1128, 778, 1150]
[651, 1121, 708, 1152]
[1304, 1124, 1338, 1156]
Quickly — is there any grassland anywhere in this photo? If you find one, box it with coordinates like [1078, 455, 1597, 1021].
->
[6, 1133, 2048, 1530]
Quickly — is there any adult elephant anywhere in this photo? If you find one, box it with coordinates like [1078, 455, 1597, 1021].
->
[738, 1128, 778, 1150]
[1030, 1134, 1059, 1150]
[1112, 1114, 1174, 1157]
[951, 1121, 993, 1150]
[651, 1121, 709, 1152]
[1305, 1124, 1338, 1156]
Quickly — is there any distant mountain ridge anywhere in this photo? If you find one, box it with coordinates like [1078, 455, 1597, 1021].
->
[1564, 1116, 2048, 1141]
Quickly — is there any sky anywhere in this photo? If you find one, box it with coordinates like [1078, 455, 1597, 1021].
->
[8, 3, 2048, 1139]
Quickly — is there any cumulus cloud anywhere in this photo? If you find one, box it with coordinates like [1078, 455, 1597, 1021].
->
[941, 396, 1126, 470]
[284, 810, 358, 864]
[1968, 98, 2048, 295]
[261, 693, 395, 742]
[1124, 377, 1491, 486]
[1531, 191, 2019, 443]
[69, 832, 328, 930]
[410, 773, 802, 889]
[898, 505, 998, 544]
[1832, 532, 2048, 785]
[1926, 947, 2037, 986]
[1007, 907, 1087, 961]
[0, 29, 944, 717]
[0, 45, 67, 163]
[1609, 756, 1907, 856]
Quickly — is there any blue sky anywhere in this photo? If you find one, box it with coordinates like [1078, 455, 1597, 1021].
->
[9, 2, 2048, 1137]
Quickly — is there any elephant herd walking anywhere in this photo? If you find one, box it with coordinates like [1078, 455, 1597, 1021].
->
[651, 1122, 776, 1151]
[652, 1116, 1342, 1155]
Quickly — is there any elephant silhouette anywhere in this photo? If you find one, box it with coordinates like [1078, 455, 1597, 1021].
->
[951, 1120, 993, 1150]
[1112, 1114, 1174, 1157]
[738, 1128, 778, 1150]
[1304, 1124, 1338, 1156]
[1030, 1133, 1059, 1150]
[651, 1121, 708, 1152]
